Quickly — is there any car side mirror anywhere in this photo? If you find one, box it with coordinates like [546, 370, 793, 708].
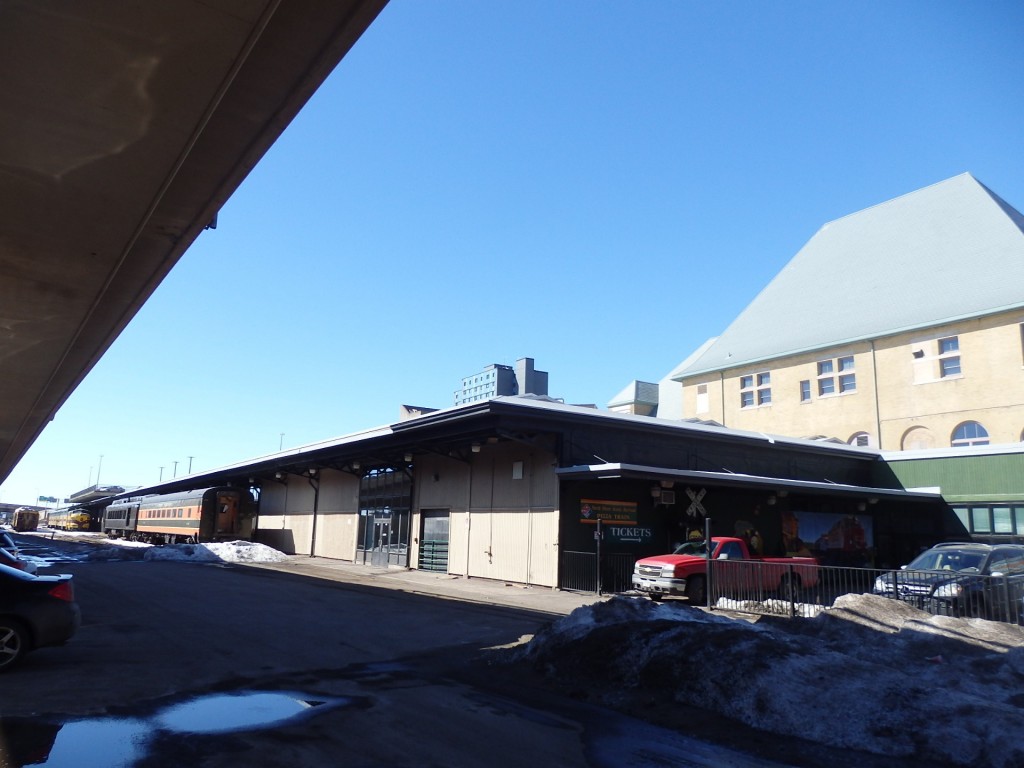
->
[717, 553, 729, 560]
[991, 571, 1005, 578]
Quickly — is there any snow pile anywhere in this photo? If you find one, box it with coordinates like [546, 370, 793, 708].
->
[515, 594, 1024, 767]
[142, 540, 290, 564]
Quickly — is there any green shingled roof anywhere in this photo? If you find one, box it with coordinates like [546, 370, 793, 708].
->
[673, 173, 1024, 380]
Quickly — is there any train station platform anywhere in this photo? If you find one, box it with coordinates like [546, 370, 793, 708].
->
[248, 555, 608, 617]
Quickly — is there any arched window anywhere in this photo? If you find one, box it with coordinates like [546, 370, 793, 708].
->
[951, 421, 989, 448]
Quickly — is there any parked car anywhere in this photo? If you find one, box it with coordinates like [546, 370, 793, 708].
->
[873, 542, 1024, 622]
[0, 562, 80, 671]
[1, 532, 38, 574]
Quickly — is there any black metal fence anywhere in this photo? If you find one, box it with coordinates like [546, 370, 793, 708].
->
[563, 551, 1024, 625]
[561, 551, 636, 594]
[701, 559, 1024, 625]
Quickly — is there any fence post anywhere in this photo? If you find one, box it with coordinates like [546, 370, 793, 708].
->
[787, 563, 796, 618]
[595, 518, 603, 596]
[704, 517, 712, 610]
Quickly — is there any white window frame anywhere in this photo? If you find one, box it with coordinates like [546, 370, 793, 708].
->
[817, 355, 856, 397]
[938, 336, 961, 378]
[951, 420, 988, 448]
[739, 371, 771, 409]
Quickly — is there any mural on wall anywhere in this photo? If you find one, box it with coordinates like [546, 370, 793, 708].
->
[782, 509, 873, 567]
[731, 511, 765, 556]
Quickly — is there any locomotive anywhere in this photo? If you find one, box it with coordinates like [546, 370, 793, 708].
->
[103, 487, 255, 545]
[47, 507, 97, 532]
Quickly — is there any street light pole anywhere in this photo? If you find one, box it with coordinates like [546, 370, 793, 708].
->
[187, 456, 194, 473]
[159, 467, 164, 481]
[173, 460, 179, 478]
[96, 454, 103, 486]
[279, 433, 284, 451]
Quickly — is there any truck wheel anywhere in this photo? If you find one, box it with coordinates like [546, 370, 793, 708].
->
[686, 576, 706, 605]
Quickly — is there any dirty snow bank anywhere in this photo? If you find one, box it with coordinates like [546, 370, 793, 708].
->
[514, 594, 1024, 767]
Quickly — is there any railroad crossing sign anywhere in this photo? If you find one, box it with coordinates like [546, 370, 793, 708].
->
[685, 487, 707, 519]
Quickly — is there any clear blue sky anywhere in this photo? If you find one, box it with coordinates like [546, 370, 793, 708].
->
[3, 1, 1023, 505]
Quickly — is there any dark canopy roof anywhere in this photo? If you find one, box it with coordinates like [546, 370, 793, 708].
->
[0, 0, 388, 484]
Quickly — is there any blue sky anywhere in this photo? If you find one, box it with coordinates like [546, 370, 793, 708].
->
[3, 1, 1023, 504]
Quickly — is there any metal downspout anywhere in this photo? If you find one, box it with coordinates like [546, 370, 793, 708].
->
[870, 340, 883, 446]
[308, 475, 320, 558]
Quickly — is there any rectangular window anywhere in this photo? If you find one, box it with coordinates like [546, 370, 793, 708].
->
[739, 372, 770, 408]
[971, 507, 992, 533]
[993, 507, 1014, 534]
[757, 372, 771, 404]
[938, 336, 961, 377]
[817, 360, 835, 395]
[799, 380, 811, 402]
[817, 356, 856, 395]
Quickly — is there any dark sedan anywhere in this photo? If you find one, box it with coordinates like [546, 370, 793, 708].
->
[873, 542, 1024, 623]
[0, 562, 81, 671]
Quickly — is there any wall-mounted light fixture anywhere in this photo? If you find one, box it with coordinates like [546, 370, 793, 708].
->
[351, 461, 360, 470]
[307, 468, 317, 477]
[868, 497, 879, 505]
[274, 472, 283, 480]
[766, 494, 777, 506]
[471, 442, 481, 453]
[404, 452, 413, 463]
[857, 501, 867, 512]
[651, 485, 662, 498]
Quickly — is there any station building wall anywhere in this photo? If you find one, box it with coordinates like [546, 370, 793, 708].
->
[254, 442, 561, 586]
[411, 442, 560, 587]
[255, 470, 361, 558]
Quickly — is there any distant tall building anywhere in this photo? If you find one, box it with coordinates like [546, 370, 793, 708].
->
[455, 358, 549, 405]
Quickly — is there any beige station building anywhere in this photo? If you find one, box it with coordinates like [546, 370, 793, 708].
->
[612, 173, 1024, 453]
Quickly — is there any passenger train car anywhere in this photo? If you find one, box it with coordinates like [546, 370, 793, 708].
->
[103, 487, 255, 545]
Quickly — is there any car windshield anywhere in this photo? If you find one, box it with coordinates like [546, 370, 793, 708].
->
[907, 548, 984, 573]
[672, 540, 709, 557]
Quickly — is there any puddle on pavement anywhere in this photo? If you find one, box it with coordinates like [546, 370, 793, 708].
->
[1, 691, 351, 767]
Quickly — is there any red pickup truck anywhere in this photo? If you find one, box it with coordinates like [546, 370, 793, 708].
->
[631, 536, 819, 603]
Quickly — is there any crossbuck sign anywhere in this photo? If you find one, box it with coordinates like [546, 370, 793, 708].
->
[685, 487, 707, 519]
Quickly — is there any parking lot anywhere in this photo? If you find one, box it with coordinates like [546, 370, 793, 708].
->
[2, 537, 793, 768]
